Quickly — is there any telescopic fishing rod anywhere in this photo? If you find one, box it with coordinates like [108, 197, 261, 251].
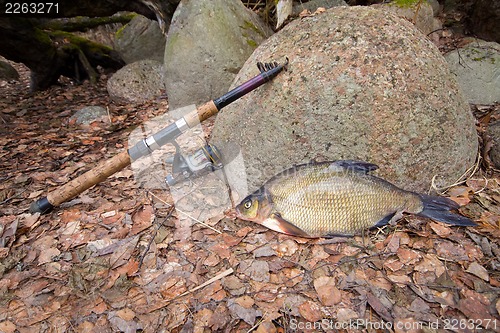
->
[30, 58, 289, 214]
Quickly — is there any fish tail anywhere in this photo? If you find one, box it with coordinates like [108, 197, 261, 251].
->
[417, 194, 476, 226]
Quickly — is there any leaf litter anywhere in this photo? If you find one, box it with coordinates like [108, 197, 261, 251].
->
[1, 53, 499, 333]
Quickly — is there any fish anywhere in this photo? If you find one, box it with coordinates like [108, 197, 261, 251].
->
[235, 160, 476, 238]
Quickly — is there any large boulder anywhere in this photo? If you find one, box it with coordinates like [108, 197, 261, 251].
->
[107, 59, 166, 103]
[444, 39, 500, 105]
[211, 6, 478, 197]
[0, 59, 19, 81]
[372, 0, 441, 36]
[163, 0, 273, 110]
[114, 15, 166, 64]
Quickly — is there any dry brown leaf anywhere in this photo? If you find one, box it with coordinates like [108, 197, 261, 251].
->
[298, 300, 323, 322]
[234, 295, 254, 308]
[429, 221, 452, 237]
[255, 320, 277, 333]
[116, 308, 136, 321]
[0, 320, 16, 333]
[313, 276, 341, 306]
[245, 260, 270, 283]
[37, 247, 61, 265]
[397, 247, 422, 264]
[364, 290, 393, 322]
[387, 274, 412, 285]
[130, 205, 154, 235]
[193, 308, 213, 330]
[227, 298, 262, 325]
[384, 258, 404, 272]
[466, 261, 489, 281]
[435, 240, 469, 261]
[276, 238, 298, 257]
[458, 289, 496, 324]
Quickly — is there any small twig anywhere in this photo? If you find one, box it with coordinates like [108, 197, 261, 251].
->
[430, 149, 482, 194]
[246, 312, 268, 333]
[412, 0, 423, 25]
[137, 202, 175, 271]
[148, 191, 222, 234]
[178, 267, 233, 298]
[106, 106, 112, 123]
[0, 188, 27, 205]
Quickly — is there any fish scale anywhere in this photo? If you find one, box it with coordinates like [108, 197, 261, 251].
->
[267, 163, 418, 235]
[235, 160, 475, 238]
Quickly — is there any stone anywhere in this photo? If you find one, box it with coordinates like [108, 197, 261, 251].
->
[114, 15, 166, 64]
[107, 59, 166, 103]
[487, 120, 500, 169]
[444, 39, 500, 105]
[70, 106, 108, 125]
[210, 6, 478, 197]
[0, 60, 19, 81]
[372, 0, 441, 36]
[163, 0, 273, 110]
[293, 0, 347, 16]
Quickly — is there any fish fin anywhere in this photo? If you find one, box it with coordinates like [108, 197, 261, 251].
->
[418, 194, 459, 210]
[372, 211, 398, 228]
[262, 213, 313, 238]
[324, 232, 354, 238]
[328, 160, 379, 174]
[418, 194, 476, 226]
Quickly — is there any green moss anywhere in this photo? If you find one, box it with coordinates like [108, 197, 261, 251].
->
[33, 27, 53, 46]
[390, 0, 424, 8]
[240, 19, 266, 38]
[115, 24, 127, 39]
[246, 39, 258, 48]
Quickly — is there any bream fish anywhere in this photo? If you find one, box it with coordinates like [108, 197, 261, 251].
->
[235, 160, 476, 238]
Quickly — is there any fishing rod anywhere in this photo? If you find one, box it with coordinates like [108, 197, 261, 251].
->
[30, 58, 289, 214]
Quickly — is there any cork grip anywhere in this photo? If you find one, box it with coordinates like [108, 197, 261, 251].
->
[46, 150, 131, 206]
[184, 100, 218, 128]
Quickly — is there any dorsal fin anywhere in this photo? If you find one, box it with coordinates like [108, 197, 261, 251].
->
[327, 160, 379, 174]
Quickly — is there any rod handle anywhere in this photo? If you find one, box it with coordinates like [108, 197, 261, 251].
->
[30, 150, 131, 213]
[184, 100, 218, 128]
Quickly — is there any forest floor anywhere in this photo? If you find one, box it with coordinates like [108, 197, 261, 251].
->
[1, 20, 500, 333]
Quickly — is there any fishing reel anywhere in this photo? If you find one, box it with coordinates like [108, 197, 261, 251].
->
[165, 141, 223, 186]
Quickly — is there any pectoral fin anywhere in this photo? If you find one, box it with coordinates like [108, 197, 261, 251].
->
[261, 213, 312, 238]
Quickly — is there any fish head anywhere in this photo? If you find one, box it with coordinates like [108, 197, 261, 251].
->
[235, 190, 272, 223]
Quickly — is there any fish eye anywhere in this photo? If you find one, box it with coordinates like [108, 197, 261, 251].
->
[243, 199, 252, 209]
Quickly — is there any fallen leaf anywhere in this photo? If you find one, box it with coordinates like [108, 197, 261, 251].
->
[234, 295, 254, 308]
[193, 308, 213, 330]
[0, 320, 17, 333]
[466, 261, 489, 281]
[429, 221, 452, 237]
[227, 298, 262, 325]
[37, 247, 61, 265]
[116, 308, 135, 321]
[245, 260, 270, 283]
[313, 276, 341, 306]
[387, 274, 412, 285]
[276, 239, 298, 257]
[298, 300, 323, 322]
[256, 320, 277, 333]
[131, 205, 154, 235]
